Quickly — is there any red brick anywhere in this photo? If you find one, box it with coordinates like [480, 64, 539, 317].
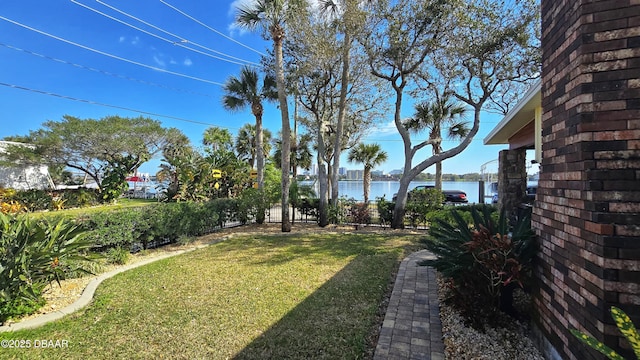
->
[585, 221, 615, 235]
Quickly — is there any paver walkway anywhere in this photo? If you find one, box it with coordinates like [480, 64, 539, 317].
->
[374, 250, 445, 360]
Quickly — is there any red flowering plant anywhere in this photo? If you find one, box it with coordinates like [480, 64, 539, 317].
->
[422, 205, 536, 326]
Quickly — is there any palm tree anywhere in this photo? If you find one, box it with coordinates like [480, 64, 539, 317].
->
[203, 126, 233, 153]
[273, 132, 313, 177]
[222, 67, 276, 191]
[235, 123, 273, 169]
[236, 0, 302, 232]
[404, 93, 468, 190]
[347, 143, 388, 203]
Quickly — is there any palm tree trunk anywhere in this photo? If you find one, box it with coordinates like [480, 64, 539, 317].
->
[435, 161, 442, 190]
[255, 114, 265, 224]
[256, 115, 264, 189]
[274, 35, 291, 232]
[363, 167, 371, 203]
[435, 143, 443, 190]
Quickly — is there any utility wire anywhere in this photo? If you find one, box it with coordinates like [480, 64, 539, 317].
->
[0, 42, 214, 98]
[159, 0, 266, 56]
[0, 82, 237, 129]
[0, 15, 224, 86]
[93, 0, 260, 67]
[70, 0, 258, 67]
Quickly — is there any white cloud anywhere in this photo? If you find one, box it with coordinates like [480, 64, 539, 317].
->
[374, 121, 400, 136]
[131, 36, 140, 46]
[227, 0, 256, 36]
[118, 36, 125, 43]
[183, 58, 193, 66]
[153, 55, 166, 68]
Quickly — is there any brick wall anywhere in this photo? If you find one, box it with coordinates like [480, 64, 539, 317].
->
[534, 1, 640, 359]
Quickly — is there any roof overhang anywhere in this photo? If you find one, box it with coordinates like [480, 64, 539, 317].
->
[484, 79, 541, 145]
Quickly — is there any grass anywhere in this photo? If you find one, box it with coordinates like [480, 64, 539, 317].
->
[0, 232, 422, 359]
[28, 198, 156, 220]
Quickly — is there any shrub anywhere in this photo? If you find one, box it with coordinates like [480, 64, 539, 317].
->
[297, 198, 319, 220]
[105, 247, 129, 265]
[83, 208, 146, 250]
[61, 188, 100, 208]
[349, 203, 371, 227]
[422, 205, 536, 327]
[0, 213, 95, 322]
[0, 187, 25, 214]
[376, 196, 394, 226]
[328, 197, 352, 225]
[405, 188, 444, 228]
[11, 189, 52, 212]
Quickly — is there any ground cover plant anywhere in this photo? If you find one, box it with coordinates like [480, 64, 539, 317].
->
[0, 231, 420, 359]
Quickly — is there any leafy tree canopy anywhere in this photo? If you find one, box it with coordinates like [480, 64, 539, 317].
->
[4, 115, 180, 201]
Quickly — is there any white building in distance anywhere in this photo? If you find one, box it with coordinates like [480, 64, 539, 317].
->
[0, 141, 54, 190]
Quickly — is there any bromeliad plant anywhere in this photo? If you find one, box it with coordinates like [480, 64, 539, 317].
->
[0, 213, 96, 323]
[422, 205, 536, 326]
[571, 306, 640, 360]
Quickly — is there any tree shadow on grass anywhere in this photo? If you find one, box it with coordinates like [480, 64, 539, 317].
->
[231, 250, 399, 360]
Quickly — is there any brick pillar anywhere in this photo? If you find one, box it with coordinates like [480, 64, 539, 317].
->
[533, 1, 640, 359]
[497, 148, 527, 217]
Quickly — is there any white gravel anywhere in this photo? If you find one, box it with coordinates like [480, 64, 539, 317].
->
[438, 277, 545, 360]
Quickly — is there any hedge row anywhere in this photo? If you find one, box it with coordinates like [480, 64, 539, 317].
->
[72, 199, 242, 251]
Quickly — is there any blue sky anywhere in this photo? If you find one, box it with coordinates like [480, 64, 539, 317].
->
[0, 0, 518, 176]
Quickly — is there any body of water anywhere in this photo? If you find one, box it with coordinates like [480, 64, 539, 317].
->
[300, 180, 490, 203]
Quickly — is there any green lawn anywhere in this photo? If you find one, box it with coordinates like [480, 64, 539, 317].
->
[29, 198, 156, 220]
[0, 232, 421, 359]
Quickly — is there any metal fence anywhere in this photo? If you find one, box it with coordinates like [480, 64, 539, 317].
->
[262, 202, 428, 230]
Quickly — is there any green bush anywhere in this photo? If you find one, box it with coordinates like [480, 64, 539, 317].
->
[0, 213, 95, 322]
[83, 208, 147, 250]
[11, 189, 52, 212]
[376, 196, 394, 226]
[61, 188, 100, 208]
[80, 200, 232, 251]
[106, 247, 129, 265]
[297, 198, 319, 220]
[329, 197, 353, 225]
[405, 188, 444, 228]
[422, 205, 536, 327]
[425, 203, 497, 227]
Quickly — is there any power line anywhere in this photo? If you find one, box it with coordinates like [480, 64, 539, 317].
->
[0, 42, 214, 98]
[94, 0, 260, 67]
[0, 82, 238, 130]
[70, 0, 259, 67]
[159, 0, 266, 57]
[0, 15, 225, 86]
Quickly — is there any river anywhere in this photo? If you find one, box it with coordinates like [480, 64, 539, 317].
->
[299, 180, 491, 203]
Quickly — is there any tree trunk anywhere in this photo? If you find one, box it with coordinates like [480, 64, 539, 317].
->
[255, 113, 266, 224]
[435, 161, 442, 190]
[331, 32, 351, 206]
[363, 167, 371, 203]
[391, 177, 412, 229]
[434, 142, 442, 190]
[317, 123, 329, 227]
[273, 34, 291, 232]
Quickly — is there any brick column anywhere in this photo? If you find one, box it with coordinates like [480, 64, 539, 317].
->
[533, 1, 640, 359]
[497, 149, 527, 217]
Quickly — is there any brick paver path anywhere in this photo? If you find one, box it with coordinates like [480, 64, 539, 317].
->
[374, 250, 444, 360]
